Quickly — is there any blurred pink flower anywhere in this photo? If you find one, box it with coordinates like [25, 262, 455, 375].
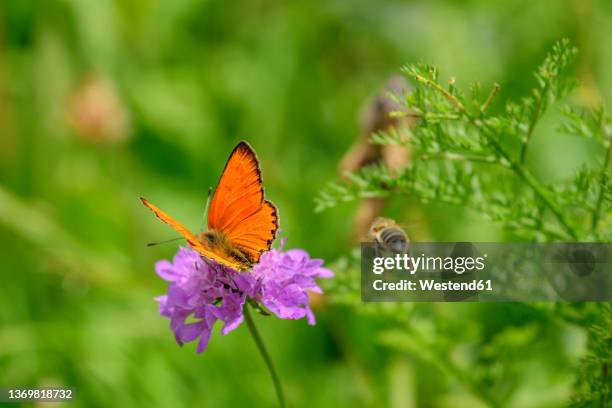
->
[67, 76, 130, 143]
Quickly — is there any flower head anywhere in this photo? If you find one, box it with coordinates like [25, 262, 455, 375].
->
[252, 246, 334, 324]
[155, 242, 333, 353]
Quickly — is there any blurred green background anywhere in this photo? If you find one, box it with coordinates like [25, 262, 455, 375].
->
[1, 0, 611, 407]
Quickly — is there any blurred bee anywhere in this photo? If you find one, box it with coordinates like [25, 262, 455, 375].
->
[368, 217, 409, 255]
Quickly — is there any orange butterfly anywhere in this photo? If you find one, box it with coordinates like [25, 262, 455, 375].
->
[141, 141, 279, 271]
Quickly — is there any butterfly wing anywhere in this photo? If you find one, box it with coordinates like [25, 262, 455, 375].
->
[222, 199, 278, 262]
[140, 197, 244, 270]
[207, 141, 279, 264]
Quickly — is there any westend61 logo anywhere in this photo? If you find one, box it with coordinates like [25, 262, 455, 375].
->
[361, 243, 612, 302]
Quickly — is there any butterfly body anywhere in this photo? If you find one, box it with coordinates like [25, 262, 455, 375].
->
[142, 141, 278, 271]
[198, 229, 255, 267]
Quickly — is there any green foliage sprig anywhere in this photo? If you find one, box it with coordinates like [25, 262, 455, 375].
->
[570, 303, 612, 407]
[317, 39, 611, 241]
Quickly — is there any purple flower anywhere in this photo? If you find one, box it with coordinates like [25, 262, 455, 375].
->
[155, 242, 333, 353]
[252, 247, 334, 325]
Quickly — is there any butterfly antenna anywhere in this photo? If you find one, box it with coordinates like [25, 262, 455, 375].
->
[201, 186, 213, 230]
[146, 237, 184, 247]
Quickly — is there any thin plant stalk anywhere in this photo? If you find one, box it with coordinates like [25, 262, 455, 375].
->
[244, 304, 286, 408]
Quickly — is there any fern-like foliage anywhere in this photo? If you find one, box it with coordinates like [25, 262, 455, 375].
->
[319, 39, 611, 407]
[316, 39, 611, 242]
[570, 303, 612, 407]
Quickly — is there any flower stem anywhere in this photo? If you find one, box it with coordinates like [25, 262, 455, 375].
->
[244, 304, 286, 408]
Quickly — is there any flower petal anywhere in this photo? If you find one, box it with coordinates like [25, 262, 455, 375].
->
[154, 242, 333, 354]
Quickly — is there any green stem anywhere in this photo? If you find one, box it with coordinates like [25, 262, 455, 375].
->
[244, 305, 286, 408]
[476, 120, 579, 240]
[510, 161, 578, 240]
[480, 83, 501, 114]
[413, 74, 468, 114]
[401, 323, 500, 407]
[519, 84, 548, 165]
[420, 152, 504, 166]
[592, 136, 611, 234]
